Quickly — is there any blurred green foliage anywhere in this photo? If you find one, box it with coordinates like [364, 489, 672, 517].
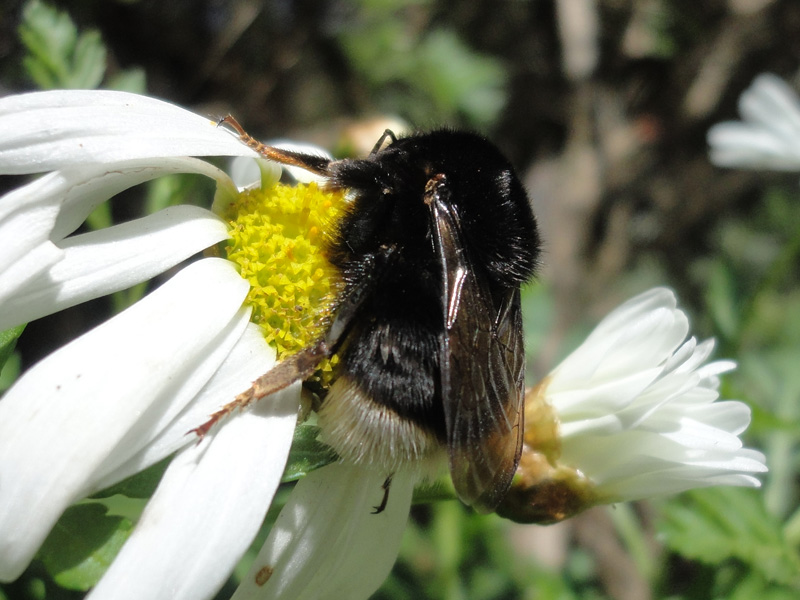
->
[19, 0, 106, 89]
[339, 3, 508, 129]
[661, 488, 800, 592]
[18, 0, 145, 92]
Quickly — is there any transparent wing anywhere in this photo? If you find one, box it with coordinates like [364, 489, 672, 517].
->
[430, 194, 525, 512]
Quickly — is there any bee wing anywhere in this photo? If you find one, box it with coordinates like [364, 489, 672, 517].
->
[429, 196, 525, 512]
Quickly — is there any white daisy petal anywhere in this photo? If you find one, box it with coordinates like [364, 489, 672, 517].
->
[0, 155, 235, 309]
[583, 287, 677, 340]
[550, 367, 663, 417]
[605, 450, 767, 500]
[677, 401, 753, 439]
[20, 156, 231, 242]
[534, 287, 767, 506]
[232, 464, 413, 600]
[90, 323, 279, 492]
[0, 90, 258, 174]
[554, 288, 688, 383]
[708, 73, 800, 170]
[738, 73, 800, 137]
[0, 154, 238, 329]
[0, 205, 229, 330]
[696, 358, 736, 381]
[707, 125, 800, 170]
[0, 240, 63, 307]
[87, 382, 299, 600]
[0, 175, 64, 288]
[90, 305, 254, 488]
[0, 89, 385, 596]
[0, 258, 249, 581]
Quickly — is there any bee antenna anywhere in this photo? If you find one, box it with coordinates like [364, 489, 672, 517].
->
[219, 115, 331, 176]
[370, 129, 397, 155]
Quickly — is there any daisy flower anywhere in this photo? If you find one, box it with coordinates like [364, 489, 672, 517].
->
[497, 287, 767, 523]
[0, 90, 413, 600]
[708, 73, 800, 171]
[0, 90, 767, 599]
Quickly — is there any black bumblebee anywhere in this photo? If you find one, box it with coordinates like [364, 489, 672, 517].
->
[205, 120, 540, 513]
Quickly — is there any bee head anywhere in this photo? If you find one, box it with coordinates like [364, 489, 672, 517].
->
[327, 130, 541, 288]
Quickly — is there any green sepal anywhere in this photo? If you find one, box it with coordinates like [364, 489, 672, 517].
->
[281, 424, 336, 482]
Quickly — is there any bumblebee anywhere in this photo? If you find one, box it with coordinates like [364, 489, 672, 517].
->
[202, 120, 540, 512]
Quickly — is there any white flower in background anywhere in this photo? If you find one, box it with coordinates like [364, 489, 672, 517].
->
[0, 90, 412, 600]
[708, 73, 800, 170]
[498, 288, 767, 523]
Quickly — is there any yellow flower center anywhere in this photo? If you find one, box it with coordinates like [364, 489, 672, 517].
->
[218, 181, 348, 383]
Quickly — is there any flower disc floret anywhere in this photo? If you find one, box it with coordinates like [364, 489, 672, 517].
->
[221, 182, 347, 366]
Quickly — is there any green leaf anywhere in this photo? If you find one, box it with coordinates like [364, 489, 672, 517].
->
[0, 324, 25, 374]
[0, 353, 21, 393]
[660, 487, 800, 587]
[281, 424, 336, 482]
[19, 0, 75, 88]
[36, 504, 133, 591]
[91, 456, 171, 499]
[0, 325, 24, 392]
[68, 30, 106, 89]
[111, 282, 149, 313]
[19, 0, 107, 90]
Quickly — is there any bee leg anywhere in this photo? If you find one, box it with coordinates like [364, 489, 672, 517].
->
[372, 474, 394, 514]
[218, 115, 332, 175]
[190, 338, 329, 439]
[191, 261, 382, 440]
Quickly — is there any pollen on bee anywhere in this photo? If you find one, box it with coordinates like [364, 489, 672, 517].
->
[221, 181, 347, 379]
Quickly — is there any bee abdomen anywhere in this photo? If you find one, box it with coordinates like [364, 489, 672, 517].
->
[317, 376, 445, 477]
